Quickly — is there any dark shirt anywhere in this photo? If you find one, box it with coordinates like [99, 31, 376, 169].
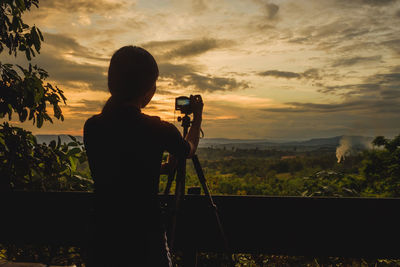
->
[83, 99, 190, 266]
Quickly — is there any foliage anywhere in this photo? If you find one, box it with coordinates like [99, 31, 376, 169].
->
[0, 2, 90, 265]
[0, 244, 82, 266]
[361, 134, 400, 196]
[0, 122, 92, 191]
[0, 0, 66, 127]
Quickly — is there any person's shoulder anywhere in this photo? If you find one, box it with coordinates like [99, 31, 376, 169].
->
[140, 113, 161, 122]
[84, 114, 103, 131]
[140, 113, 176, 131]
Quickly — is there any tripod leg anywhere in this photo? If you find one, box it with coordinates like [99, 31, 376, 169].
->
[191, 155, 235, 266]
[164, 169, 176, 196]
[170, 157, 186, 249]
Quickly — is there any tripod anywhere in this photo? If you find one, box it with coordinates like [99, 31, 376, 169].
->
[163, 113, 233, 267]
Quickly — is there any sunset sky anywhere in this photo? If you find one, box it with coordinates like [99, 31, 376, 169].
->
[3, 0, 400, 140]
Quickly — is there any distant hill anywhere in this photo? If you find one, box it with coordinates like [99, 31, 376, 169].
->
[199, 136, 373, 151]
[35, 135, 373, 151]
[36, 135, 83, 144]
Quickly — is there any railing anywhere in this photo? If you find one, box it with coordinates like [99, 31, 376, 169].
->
[1, 192, 399, 259]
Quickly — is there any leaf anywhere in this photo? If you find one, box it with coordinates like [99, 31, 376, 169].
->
[49, 140, 56, 149]
[16, 0, 26, 10]
[31, 26, 41, 52]
[37, 114, 43, 128]
[20, 108, 28, 122]
[57, 136, 61, 149]
[28, 108, 34, 120]
[69, 156, 77, 172]
[67, 147, 81, 157]
[0, 135, 5, 147]
[68, 135, 77, 142]
[37, 27, 44, 41]
[67, 141, 78, 147]
[7, 104, 13, 120]
[53, 104, 62, 119]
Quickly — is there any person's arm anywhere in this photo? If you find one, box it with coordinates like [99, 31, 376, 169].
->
[159, 94, 203, 171]
[185, 95, 203, 158]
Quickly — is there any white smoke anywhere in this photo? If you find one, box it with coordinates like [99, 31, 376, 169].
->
[336, 136, 373, 163]
[336, 136, 351, 163]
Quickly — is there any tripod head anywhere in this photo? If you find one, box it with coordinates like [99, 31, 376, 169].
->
[177, 114, 192, 137]
[175, 95, 203, 137]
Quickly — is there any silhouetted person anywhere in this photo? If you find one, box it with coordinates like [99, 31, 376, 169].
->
[83, 46, 203, 266]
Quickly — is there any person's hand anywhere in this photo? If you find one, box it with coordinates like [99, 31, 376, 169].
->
[190, 94, 203, 120]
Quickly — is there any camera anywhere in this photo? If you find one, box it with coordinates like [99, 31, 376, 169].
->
[175, 95, 202, 114]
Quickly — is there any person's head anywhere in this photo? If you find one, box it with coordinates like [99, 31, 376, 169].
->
[108, 46, 159, 108]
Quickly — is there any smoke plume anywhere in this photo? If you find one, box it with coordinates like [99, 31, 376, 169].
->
[336, 136, 373, 163]
[336, 137, 351, 163]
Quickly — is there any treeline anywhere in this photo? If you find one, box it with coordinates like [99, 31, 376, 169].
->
[159, 136, 400, 199]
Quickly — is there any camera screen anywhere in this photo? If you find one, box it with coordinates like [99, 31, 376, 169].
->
[177, 98, 190, 106]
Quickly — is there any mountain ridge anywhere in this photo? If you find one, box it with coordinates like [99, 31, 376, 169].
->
[35, 134, 373, 150]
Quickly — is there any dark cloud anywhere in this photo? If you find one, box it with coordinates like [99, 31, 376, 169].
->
[361, 0, 397, 5]
[0, 32, 108, 91]
[382, 39, 400, 54]
[318, 83, 380, 96]
[166, 38, 220, 58]
[39, 0, 124, 14]
[32, 52, 107, 91]
[265, 3, 279, 19]
[253, 0, 279, 19]
[263, 101, 367, 113]
[302, 69, 321, 80]
[367, 72, 400, 84]
[179, 73, 249, 92]
[142, 38, 235, 60]
[264, 67, 400, 115]
[20, 33, 110, 91]
[44, 33, 109, 61]
[392, 65, 400, 72]
[334, 0, 397, 6]
[318, 69, 400, 98]
[331, 55, 382, 67]
[258, 70, 300, 79]
[263, 99, 400, 113]
[258, 68, 321, 80]
[285, 17, 392, 54]
[159, 63, 249, 92]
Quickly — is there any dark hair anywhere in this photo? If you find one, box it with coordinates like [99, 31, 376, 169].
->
[108, 46, 159, 100]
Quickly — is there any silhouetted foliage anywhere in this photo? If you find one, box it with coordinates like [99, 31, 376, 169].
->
[0, 122, 92, 191]
[0, 2, 89, 265]
[361, 134, 400, 196]
[0, 0, 66, 127]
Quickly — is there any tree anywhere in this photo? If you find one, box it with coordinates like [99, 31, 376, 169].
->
[1, 0, 66, 126]
[0, 2, 91, 264]
[361, 134, 400, 196]
[0, 0, 91, 192]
